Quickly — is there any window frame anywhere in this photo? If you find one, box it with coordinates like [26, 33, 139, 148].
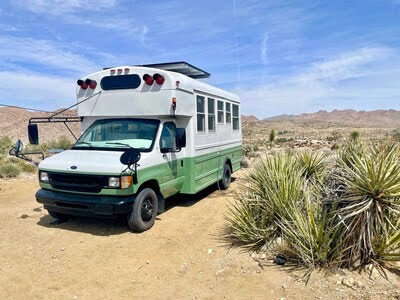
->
[225, 102, 231, 124]
[196, 95, 206, 133]
[159, 121, 177, 151]
[207, 97, 216, 132]
[232, 104, 240, 130]
[217, 100, 224, 124]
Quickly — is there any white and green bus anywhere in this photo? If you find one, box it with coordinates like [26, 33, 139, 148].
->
[29, 62, 242, 231]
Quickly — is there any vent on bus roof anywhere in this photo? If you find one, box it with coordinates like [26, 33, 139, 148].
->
[104, 62, 210, 79]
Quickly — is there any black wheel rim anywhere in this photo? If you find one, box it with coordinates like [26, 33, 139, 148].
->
[141, 198, 154, 222]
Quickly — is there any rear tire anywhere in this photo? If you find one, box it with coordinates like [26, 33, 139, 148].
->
[219, 163, 232, 190]
[127, 188, 158, 232]
[48, 210, 70, 221]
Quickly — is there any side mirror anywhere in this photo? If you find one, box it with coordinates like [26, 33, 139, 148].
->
[15, 139, 24, 155]
[120, 149, 141, 166]
[28, 124, 39, 145]
[176, 128, 186, 148]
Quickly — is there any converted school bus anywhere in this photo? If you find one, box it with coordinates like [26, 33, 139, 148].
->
[31, 62, 242, 231]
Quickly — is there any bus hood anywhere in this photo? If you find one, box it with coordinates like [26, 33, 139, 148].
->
[38, 149, 136, 174]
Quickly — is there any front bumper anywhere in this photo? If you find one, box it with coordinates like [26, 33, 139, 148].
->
[36, 188, 134, 218]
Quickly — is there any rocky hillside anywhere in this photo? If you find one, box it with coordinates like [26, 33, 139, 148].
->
[264, 109, 400, 128]
[0, 107, 80, 144]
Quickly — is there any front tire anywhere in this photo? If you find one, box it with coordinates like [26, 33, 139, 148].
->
[219, 163, 232, 190]
[127, 188, 158, 232]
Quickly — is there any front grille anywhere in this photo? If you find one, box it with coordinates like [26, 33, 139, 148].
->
[49, 173, 108, 193]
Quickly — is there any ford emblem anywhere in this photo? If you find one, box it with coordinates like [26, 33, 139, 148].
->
[70, 166, 77, 170]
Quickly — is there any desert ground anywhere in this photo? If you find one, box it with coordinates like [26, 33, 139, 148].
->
[1, 170, 400, 299]
[1, 109, 400, 299]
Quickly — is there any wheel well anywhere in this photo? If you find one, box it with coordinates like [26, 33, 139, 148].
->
[137, 180, 160, 195]
[225, 159, 232, 172]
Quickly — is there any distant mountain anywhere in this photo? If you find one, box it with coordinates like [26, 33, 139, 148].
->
[263, 109, 400, 127]
[241, 115, 259, 123]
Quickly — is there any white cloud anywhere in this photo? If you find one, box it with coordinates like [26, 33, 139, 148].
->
[0, 71, 75, 108]
[16, 0, 117, 15]
[0, 35, 100, 75]
[235, 46, 400, 117]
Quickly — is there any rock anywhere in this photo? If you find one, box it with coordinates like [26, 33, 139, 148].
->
[341, 277, 354, 288]
[259, 253, 266, 259]
[60, 247, 65, 251]
[282, 284, 287, 289]
[146, 260, 150, 264]
[207, 249, 214, 254]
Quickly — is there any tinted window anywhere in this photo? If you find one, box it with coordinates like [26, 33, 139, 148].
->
[100, 74, 141, 90]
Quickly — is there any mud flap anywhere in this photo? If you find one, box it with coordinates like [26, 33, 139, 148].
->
[157, 194, 165, 214]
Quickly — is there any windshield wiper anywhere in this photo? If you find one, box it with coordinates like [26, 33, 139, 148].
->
[105, 142, 135, 149]
[74, 141, 93, 148]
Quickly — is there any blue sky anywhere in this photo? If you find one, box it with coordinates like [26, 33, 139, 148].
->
[0, 0, 399, 118]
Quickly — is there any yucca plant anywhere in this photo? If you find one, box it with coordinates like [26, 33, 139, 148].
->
[278, 193, 345, 267]
[335, 142, 400, 266]
[226, 153, 305, 247]
[296, 150, 326, 182]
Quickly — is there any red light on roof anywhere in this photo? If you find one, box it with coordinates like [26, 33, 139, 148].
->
[143, 74, 154, 85]
[153, 73, 165, 85]
[77, 79, 88, 90]
[117, 69, 123, 73]
[110, 69, 115, 75]
[85, 79, 97, 89]
[124, 68, 130, 73]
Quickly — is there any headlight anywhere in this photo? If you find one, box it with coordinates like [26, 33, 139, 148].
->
[121, 176, 132, 189]
[39, 171, 49, 183]
[108, 177, 120, 188]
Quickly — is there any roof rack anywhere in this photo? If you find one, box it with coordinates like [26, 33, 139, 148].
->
[138, 61, 210, 79]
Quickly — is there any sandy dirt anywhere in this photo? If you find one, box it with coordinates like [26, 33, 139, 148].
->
[1, 170, 399, 299]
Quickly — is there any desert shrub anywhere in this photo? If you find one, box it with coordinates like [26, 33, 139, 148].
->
[350, 130, 360, 141]
[276, 137, 294, 143]
[240, 157, 250, 168]
[326, 131, 342, 142]
[0, 162, 21, 178]
[7, 157, 36, 173]
[46, 135, 72, 150]
[226, 140, 400, 269]
[242, 145, 253, 157]
[253, 144, 260, 152]
[0, 136, 12, 154]
[392, 129, 400, 142]
[330, 143, 339, 150]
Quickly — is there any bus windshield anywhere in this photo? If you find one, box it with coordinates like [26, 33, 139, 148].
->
[73, 119, 159, 151]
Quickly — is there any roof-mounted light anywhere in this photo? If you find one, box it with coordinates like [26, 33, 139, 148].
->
[77, 79, 88, 90]
[153, 73, 165, 85]
[143, 74, 154, 85]
[85, 79, 97, 89]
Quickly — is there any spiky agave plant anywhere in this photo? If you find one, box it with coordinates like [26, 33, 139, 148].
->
[278, 191, 345, 268]
[226, 153, 305, 248]
[336, 142, 400, 266]
[296, 150, 326, 182]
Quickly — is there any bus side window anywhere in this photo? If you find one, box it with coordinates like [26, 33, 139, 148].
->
[226, 102, 231, 123]
[217, 100, 224, 124]
[197, 95, 205, 132]
[233, 104, 239, 130]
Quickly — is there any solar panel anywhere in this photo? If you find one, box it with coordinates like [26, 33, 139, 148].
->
[138, 61, 211, 79]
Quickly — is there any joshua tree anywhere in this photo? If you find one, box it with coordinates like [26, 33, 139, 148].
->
[269, 129, 276, 148]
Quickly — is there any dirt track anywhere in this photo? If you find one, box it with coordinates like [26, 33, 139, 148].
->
[1, 171, 399, 299]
